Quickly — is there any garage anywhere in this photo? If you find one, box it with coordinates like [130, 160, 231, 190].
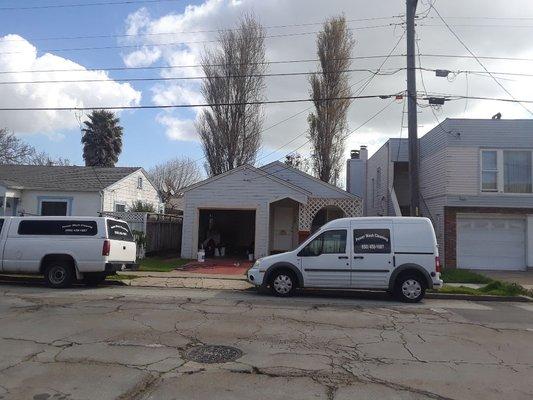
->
[198, 209, 256, 259]
[456, 215, 526, 270]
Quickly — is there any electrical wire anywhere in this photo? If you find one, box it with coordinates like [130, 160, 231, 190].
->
[429, 2, 533, 116]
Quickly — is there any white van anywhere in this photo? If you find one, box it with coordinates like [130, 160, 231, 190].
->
[0, 217, 137, 288]
[247, 217, 443, 302]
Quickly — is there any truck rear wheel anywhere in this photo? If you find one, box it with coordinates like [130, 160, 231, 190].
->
[82, 272, 107, 287]
[44, 263, 75, 289]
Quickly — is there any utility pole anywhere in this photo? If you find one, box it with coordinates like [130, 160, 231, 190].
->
[406, 0, 420, 216]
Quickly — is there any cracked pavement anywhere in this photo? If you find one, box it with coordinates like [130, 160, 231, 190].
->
[0, 284, 532, 400]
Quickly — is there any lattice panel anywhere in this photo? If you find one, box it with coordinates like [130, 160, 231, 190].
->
[298, 197, 363, 231]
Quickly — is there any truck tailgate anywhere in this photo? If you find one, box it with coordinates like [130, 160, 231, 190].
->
[108, 239, 136, 262]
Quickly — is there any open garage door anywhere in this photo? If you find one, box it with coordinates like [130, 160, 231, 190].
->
[198, 209, 256, 258]
[456, 215, 526, 270]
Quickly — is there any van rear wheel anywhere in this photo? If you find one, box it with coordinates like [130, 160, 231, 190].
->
[44, 263, 74, 289]
[394, 274, 426, 303]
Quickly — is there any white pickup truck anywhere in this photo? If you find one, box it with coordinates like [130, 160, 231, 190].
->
[0, 216, 137, 288]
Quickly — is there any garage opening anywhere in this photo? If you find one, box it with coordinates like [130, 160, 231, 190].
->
[198, 209, 256, 259]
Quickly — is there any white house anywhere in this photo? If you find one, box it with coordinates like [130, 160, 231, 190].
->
[180, 161, 362, 260]
[347, 118, 533, 271]
[0, 165, 163, 217]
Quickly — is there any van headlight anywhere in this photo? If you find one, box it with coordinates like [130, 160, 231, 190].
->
[252, 259, 261, 269]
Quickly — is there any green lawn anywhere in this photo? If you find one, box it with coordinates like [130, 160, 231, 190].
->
[440, 268, 492, 284]
[138, 257, 191, 272]
[436, 280, 532, 297]
[106, 274, 138, 281]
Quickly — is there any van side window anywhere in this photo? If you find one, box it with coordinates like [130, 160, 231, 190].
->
[18, 220, 98, 236]
[298, 230, 347, 256]
[353, 229, 391, 254]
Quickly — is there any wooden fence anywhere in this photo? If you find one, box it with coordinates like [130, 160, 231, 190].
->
[101, 211, 182, 255]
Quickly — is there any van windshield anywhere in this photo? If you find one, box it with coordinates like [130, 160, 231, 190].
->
[106, 220, 134, 242]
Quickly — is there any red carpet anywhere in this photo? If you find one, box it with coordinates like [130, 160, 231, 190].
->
[177, 259, 252, 275]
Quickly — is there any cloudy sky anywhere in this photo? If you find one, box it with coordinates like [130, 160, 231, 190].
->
[1, 0, 533, 175]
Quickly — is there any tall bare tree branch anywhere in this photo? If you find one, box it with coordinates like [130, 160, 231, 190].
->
[196, 14, 266, 176]
[308, 16, 355, 185]
[148, 157, 203, 204]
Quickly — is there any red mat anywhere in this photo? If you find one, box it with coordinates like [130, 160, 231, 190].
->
[177, 259, 252, 275]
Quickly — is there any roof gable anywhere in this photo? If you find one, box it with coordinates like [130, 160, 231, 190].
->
[182, 164, 311, 196]
[0, 165, 141, 192]
[260, 161, 358, 199]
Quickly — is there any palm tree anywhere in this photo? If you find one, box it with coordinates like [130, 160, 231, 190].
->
[81, 110, 123, 167]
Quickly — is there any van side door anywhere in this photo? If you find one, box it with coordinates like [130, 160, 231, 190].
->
[298, 229, 350, 288]
[351, 221, 393, 289]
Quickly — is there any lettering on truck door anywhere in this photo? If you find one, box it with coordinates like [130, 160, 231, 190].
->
[350, 222, 393, 289]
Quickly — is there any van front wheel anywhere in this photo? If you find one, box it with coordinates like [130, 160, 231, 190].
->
[44, 263, 74, 289]
[394, 274, 426, 303]
[270, 270, 296, 297]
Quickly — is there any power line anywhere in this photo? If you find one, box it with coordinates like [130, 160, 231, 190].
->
[0, 68, 406, 85]
[0, 55, 407, 75]
[2, 16, 402, 42]
[0, 24, 400, 56]
[0, 93, 399, 111]
[429, 3, 533, 117]
[0, 0, 180, 11]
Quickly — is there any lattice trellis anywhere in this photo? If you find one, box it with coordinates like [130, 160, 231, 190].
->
[298, 197, 363, 231]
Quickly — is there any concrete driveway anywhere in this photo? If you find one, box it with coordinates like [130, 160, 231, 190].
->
[0, 283, 532, 400]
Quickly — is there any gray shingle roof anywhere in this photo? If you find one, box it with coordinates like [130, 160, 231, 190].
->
[0, 165, 140, 192]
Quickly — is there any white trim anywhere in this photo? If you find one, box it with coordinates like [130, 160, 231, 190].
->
[480, 148, 533, 195]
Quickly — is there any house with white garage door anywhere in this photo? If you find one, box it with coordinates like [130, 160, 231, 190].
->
[180, 162, 362, 260]
[349, 118, 533, 271]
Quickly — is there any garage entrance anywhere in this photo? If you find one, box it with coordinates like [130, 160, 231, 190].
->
[198, 209, 256, 259]
[457, 214, 526, 270]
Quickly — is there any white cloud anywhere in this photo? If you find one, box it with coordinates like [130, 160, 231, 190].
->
[156, 114, 198, 141]
[0, 34, 141, 135]
[121, 0, 533, 160]
[122, 46, 162, 67]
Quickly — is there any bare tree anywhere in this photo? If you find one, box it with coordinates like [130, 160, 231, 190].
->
[308, 16, 354, 185]
[196, 14, 266, 176]
[0, 128, 70, 166]
[0, 128, 34, 164]
[148, 157, 203, 203]
[284, 153, 311, 174]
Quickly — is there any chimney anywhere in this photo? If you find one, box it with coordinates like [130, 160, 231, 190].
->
[346, 146, 367, 213]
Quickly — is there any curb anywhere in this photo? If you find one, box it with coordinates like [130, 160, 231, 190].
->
[426, 292, 533, 302]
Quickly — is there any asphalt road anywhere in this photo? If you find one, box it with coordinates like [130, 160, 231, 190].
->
[0, 282, 532, 400]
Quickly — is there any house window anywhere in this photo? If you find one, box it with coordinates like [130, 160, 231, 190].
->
[39, 198, 70, 216]
[481, 149, 533, 194]
[504, 151, 532, 193]
[115, 202, 126, 212]
[481, 150, 498, 192]
[137, 177, 143, 189]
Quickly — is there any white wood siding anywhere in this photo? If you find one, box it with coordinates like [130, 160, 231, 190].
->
[446, 147, 479, 196]
[366, 143, 390, 216]
[181, 167, 308, 259]
[102, 170, 161, 212]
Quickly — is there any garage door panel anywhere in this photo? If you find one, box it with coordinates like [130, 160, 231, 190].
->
[457, 216, 526, 271]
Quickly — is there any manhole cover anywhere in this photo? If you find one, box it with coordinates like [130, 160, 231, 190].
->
[184, 345, 243, 364]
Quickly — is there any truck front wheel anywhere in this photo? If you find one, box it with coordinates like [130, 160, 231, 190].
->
[44, 263, 75, 289]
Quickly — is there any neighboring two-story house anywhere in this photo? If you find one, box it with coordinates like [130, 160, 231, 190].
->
[347, 118, 533, 271]
[0, 165, 163, 217]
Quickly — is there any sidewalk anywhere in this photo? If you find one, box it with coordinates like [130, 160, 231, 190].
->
[118, 270, 252, 290]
